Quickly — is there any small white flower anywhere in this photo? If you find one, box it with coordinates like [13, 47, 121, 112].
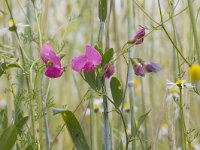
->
[0, 19, 30, 37]
[166, 87, 180, 103]
[85, 98, 103, 116]
[166, 79, 194, 89]
[123, 101, 138, 112]
[158, 123, 168, 139]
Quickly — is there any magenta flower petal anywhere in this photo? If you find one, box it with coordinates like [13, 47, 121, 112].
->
[48, 51, 61, 67]
[83, 62, 95, 72]
[133, 63, 145, 77]
[40, 43, 61, 67]
[71, 55, 87, 72]
[131, 28, 145, 45]
[40, 43, 54, 64]
[40, 43, 65, 78]
[104, 64, 115, 79]
[45, 66, 64, 78]
[85, 45, 102, 66]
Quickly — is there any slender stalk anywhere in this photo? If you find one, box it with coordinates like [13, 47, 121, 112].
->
[26, 0, 36, 137]
[127, 0, 136, 149]
[102, 80, 111, 150]
[98, 19, 111, 149]
[179, 87, 187, 150]
[104, 95, 129, 150]
[5, 0, 35, 136]
[157, 0, 191, 66]
[140, 79, 148, 149]
[41, 76, 50, 150]
[187, 0, 200, 63]
[89, 1, 96, 146]
[168, 1, 183, 148]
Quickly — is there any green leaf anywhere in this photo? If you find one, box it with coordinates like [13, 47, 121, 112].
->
[137, 110, 151, 132]
[15, 116, 28, 133]
[98, 0, 107, 22]
[0, 109, 8, 129]
[61, 111, 90, 150]
[132, 116, 137, 137]
[0, 125, 17, 150]
[102, 48, 113, 65]
[110, 77, 123, 107]
[84, 72, 97, 90]
[0, 62, 7, 77]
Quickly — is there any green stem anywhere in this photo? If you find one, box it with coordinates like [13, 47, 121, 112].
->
[5, 0, 35, 136]
[179, 87, 187, 150]
[41, 77, 50, 150]
[127, 0, 136, 149]
[157, 0, 191, 66]
[187, 0, 200, 63]
[98, 20, 111, 150]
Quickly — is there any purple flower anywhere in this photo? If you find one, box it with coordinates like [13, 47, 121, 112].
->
[71, 45, 102, 73]
[40, 43, 64, 78]
[131, 28, 145, 45]
[144, 62, 162, 73]
[104, 64, 115, 79]
[133, 63, 145, 77]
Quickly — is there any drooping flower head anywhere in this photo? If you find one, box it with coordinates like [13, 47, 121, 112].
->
[104, 64, 115, 79]
[40, 43, 64, 78]
[189, 64, 200, 82]
[133, 63, 145, 77]
[130, 28, 145, 45]
[71, 45, 102, 73]
[144, 62, 162, 73]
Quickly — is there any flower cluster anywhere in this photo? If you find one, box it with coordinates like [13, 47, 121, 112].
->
[40, 43, 65, 78]
[71, 45, 102, 73]
[131, 59, 162, 77]
[71, 45, 114, 79]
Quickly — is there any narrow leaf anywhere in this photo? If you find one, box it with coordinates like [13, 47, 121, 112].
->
[61, 111, 90, 150]
[102, 48, 113, 65]
[84, 72, 97, 90]
[137, 110, 151, 132]
[0, 125, 17, 150]
[15, 116, 28, 133]
[0, 62, 7, 77]
[98, 0, 107, 22]
[110, 77, 123, 107]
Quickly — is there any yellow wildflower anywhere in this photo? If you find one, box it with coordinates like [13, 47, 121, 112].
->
[134, 79, 140, 87]
[189, 64, 200, 82]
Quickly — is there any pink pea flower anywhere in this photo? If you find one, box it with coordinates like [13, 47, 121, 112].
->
[130, 28, 145, 45]
[71, 45, 102, 73]
[133, 63, 145, 77]
[144, 62, 162, 73]
[104, 64, 115, 79]
[40, 43, 64, 78]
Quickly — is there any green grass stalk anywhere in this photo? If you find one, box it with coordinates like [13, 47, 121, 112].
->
[187, 0, 200, 63]
[127, 0, 136, 149]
